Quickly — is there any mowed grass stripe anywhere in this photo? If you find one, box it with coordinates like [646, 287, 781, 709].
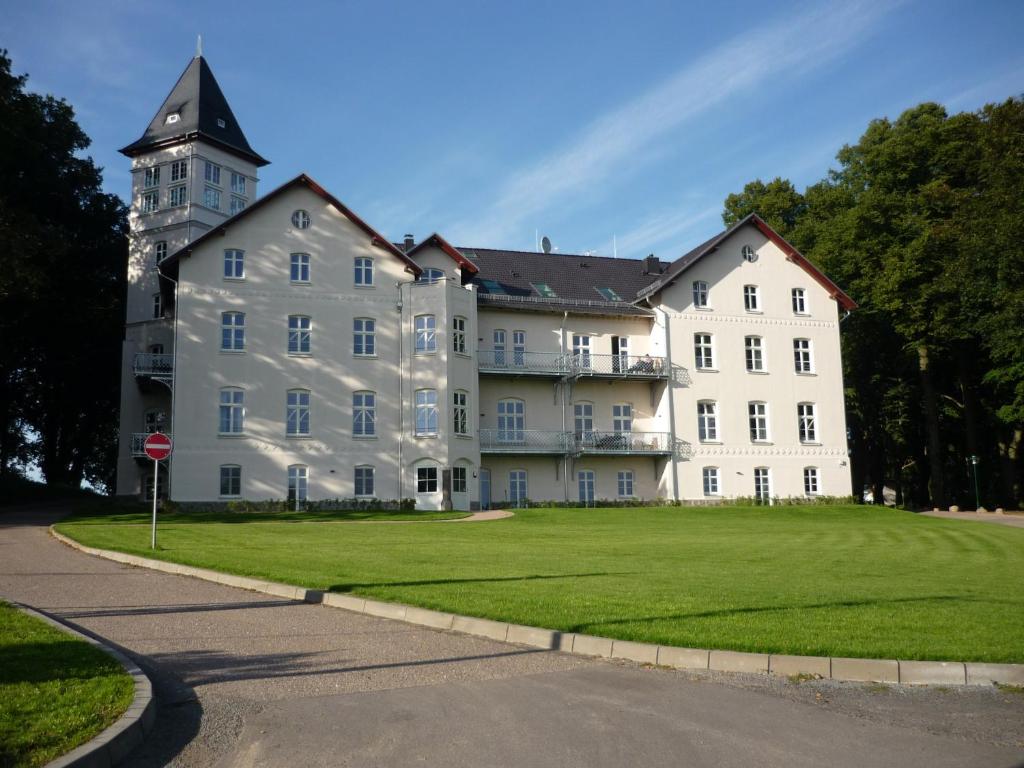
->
[55, 505, 1024, 663]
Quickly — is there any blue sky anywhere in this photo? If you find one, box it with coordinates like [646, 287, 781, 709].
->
[6, 0, 1022, 259]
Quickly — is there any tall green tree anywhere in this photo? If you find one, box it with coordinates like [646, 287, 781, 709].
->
[0, 50, 126, 490]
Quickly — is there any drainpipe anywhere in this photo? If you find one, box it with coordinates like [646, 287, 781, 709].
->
[560, 311, 569, 501]
[655, 306, 680, 502]
[396, 281, 406, 502]
[156, 264, 179, 501]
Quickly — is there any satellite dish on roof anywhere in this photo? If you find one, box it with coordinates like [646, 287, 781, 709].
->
[541, 236, 552, 254]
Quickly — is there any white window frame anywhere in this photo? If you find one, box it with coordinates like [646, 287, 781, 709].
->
[154, 241, 167, 265]
[203, 185, 220, 210]
[508, 470, 528, 506]
[452, 316, 467, 355]
[748, 401, 769, 442]
[692, 280, 709, 308]
[219, 465, 241, 497]
[497, 399, 525, 442]
[230, 172, 246, 195]
[168, 184, 187, 207]
[798, 402, 817, 443]
[221, 311, 245, 352]
[218, 388, 244, 435]
[493, 329, 506, 365]
[612, 403, 632, 434]
[143, 166, 160, 188]
[417, 268, 444, 284]
[702, 466, 720, 496]
[743, 284, 760, 312]
[417, 466, 439, 493]
[288, 465, 308, 504]
[453, 390, 469, 436]
[288, 315, 311, 355]
[792, 287, 808, 315]
[804, 467, 820, 496]
[291, 210, 311, 229]
[617, 470, 634, 498]
[452, 466, 468, 494]
[286, 389, 311, 437]
[141, 191, 159, 214]
[353, 391, 376, 437]
[223, 249, 244, 280]
[572, 335, 591, 370]
[697, 401, 718, 442]
[355, 465, 375, 497]
[152, 292, 163, 319]
[415, 315, 436, 354]
[354, 256, 374, 287]
[694, 333, 714, 370]
[573, 402, 594, 439]
[229, 196, 246, 215]
[290, 253, 311, 283]
[794, 338, 814, 373]
[754, 467, 771, 502]
[578, 469, 596, 504]
[170, 160, 187, 182]
[415, 389, 438, 436]
[353, 318, 376, 357]
[204, 161, 221, 185]
[513, 330, 526, 367]
[744, 335, 765, 372]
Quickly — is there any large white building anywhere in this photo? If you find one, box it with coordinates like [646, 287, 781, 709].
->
[115, 54, 857, 509]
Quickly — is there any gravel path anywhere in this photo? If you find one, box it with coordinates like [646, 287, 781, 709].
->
[1, 504, 1021, 768]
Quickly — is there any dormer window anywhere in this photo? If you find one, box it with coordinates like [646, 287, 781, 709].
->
[596, 287, 622, 301]
[165, 112, 180, 125]
[216, 118, 226, 128]
[532, 283, 557, 298]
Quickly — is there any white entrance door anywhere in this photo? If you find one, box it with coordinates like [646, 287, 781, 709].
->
[578, 470, 595, 505]
[508, 470, 527, 507]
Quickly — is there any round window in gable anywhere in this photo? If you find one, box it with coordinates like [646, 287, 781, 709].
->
[741, 245, 758, 262]
[291, 210, 311, 229]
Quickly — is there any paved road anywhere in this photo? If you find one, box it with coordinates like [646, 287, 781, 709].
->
[2, 506, 1022, 768]
[920, 509, 1024, 528]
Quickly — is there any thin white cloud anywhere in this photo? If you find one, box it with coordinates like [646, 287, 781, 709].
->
[615, 205, 720, 259]
[451, 1, 895, 246]
[943, 61, 1024, 111]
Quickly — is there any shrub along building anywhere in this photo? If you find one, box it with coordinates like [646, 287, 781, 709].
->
[116, 54, 857, 510]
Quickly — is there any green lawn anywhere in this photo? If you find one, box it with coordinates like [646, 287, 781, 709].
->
[0, 602, 134, 768]
[55, 505, 1024, 663]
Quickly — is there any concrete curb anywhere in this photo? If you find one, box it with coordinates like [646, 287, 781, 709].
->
[8, 602, 156, 768]
[51, 527, 1024, 688]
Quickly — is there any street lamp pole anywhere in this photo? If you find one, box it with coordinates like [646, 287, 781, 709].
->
[969, 455, 980, 510]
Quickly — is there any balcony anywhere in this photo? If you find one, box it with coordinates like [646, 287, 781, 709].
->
[573, 431, 672, 456]
[568, 353, 667, 380]
[133, 353, 173, 385]
[478, 350, 567, 377]
[131, 432, 172, 458]
[480, 429, 572, 454]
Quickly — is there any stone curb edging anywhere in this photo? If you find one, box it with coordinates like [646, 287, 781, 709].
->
[8, 601, 156, 768]
[50, 527, 1024, 689]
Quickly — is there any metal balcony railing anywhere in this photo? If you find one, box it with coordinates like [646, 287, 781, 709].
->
[133, 353, 174, 380]
[131, 432, 172, 457]
[568, 353, 667, 378]
[477, 349, 568, 376]
[573, 431, 672, 455]
[479, 429, 573, 453]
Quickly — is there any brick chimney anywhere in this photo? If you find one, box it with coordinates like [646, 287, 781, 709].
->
[403, 234, 415, 252]
[643, 254, 661, 275]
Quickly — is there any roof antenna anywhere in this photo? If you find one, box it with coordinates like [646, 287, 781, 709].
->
[196, 34, 203, 58]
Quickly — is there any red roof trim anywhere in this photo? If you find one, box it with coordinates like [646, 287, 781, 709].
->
[748, 216, 857, 311]
[163, 173, 421, 275]
[406, 233, 479, 274]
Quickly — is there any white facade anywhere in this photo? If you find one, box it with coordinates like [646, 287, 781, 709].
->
[116, 57, 854, 509]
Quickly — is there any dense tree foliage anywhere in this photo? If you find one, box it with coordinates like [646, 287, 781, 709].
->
[0, 51, 126, 490]
[724, 99, 1024, 508]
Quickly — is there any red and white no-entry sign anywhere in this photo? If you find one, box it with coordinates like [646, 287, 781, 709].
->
[144, 432, 172, 461]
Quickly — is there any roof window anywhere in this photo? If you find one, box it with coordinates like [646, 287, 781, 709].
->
[596, 287, 622, 301]
[479, 279, 506, 295]
[532, 283, 558, 298]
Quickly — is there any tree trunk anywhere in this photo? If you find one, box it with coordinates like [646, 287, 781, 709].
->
[918, 345, 946, 508]
[999, 428, 1022, 508]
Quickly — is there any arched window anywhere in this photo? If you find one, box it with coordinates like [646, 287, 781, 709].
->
[218, 388, 244, 434]
[415, 389, 438, 435]
[353, 391, 376, 437]
[744, 335, 764, 372]
[697, 401, 718, 442]
[288, 465, 308, 504]
[221, 311, 245, 351]
[453, 390, 469, 436]
[497, 398, 524, 443]
[288, 315, 311, 354]
[287, 389, 311, 436]
[355, 465, 375, 497]
[417, 268, 444, 284]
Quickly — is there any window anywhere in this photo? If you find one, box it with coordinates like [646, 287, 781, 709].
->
[742, 244, 757, 262]
[452, 466, 467, 494]
[290, 253, 310, 283]
[286, 390, 311, 436]
[512, 330, 526, 366]
[754, 467, 771, 502]
[748, 402, 769, 442]
[417, 268, 444, 284]
[804, 467, 820, 495]
[794, 339, 813, 373]
[169, 184, 187, 207]
[596, 287, 622, 301]
[165, 112, 180, 125]
[291, 209, 310, 229]
[354, 257, 373, 287]
[353, 391, 376, 437]
[697, 401, 718, 441]
[798, 403, 817, 443]
[155, 241, 167, 265]
[204, 162, 221, 185]
[578, 470, 595, 504]
[453, 390, 469, 435]
[617, 470, 634, 498]
[452, 316, 467, 354]
[288, 315, 311, 354]
[353, 318, 375, 356]
[417, 466, 438, 493]
[613, 404, 632, 433]
[152, 293, 163, 319]
[493, 329, 506, 365]
[611, 336, 628, 372]
[204, 186, 221, 210]
[170, 160, 187, 182]
[479, 278, 506, 294]
[694, 333, 714, 369]
[509, 470, 528, 506]
[745, 336, 765, 372]
[703, 467, 720, 496]
[743, 285, 760, 311]
[220, 465, 241, 497]
[692, 280, 709, 308]
[574, 402, 594, 441]
[223, 249, 244, 279]
[218, 388, 244, 434]
[355, 465, 375, 497]
[216, 118, 226, 128]
[141, 191, 159, 213]
[415, 315, 436, 353]
[792, 288, 807, 314]
[532, 282, 557, 298]
[230, 196, 246, 215]
[144, 166, 160, 188]
[231, 172, 246, 195]
[221, 311, 245, 351]
[415, 389, 438, 435]
[497, 399, 525, 442]
[288, 465, 308, 504]
[572, 335, 591, 370]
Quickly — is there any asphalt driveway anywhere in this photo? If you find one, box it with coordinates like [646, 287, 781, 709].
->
[1, 505, 1022, 767]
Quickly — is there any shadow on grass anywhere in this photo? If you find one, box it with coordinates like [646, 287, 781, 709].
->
[327, 571, 634, 593]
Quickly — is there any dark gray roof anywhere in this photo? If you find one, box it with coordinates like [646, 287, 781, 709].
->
[120, 56, 268, 166]
[460, 247, 668, 315]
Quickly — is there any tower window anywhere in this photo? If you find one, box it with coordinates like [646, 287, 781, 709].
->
[165, 112, 180, 124]
[216, 118, 226, 128]
[291, 210, 311, 229]
[143, 166, 160, 188]
[204, 162, 221, 185]
[141, 191, 158, 214]
[169, 185, 187, 207]
[170, 160, 187, 182]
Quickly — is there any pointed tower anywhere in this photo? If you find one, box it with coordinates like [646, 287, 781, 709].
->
[114, 54, 268, 498]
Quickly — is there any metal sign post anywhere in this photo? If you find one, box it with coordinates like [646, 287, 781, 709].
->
[143, 433, 173, 550]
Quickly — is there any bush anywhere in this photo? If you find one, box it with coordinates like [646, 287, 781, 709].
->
[163, 498, 417, 514]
